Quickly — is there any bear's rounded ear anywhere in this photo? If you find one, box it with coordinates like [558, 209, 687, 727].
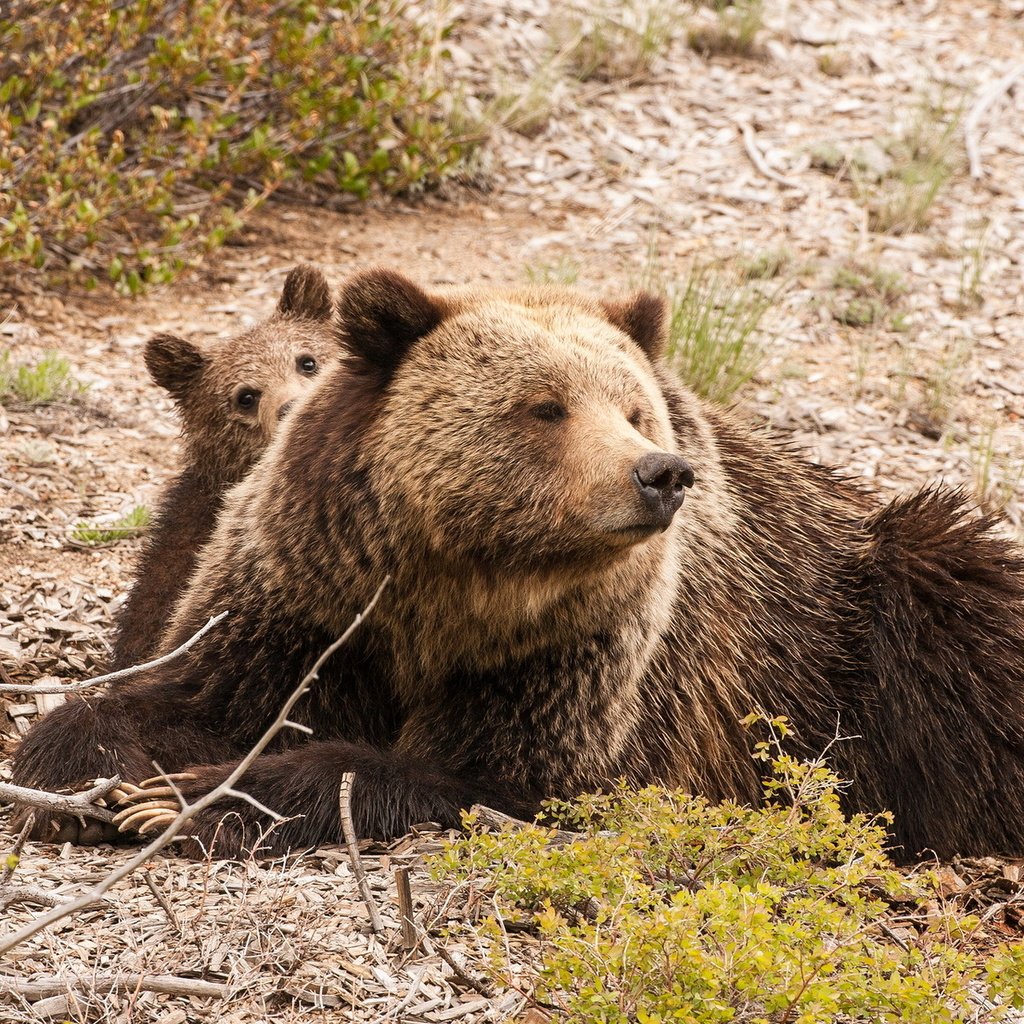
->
[336, 268, 445, 372]
[601, 292, 668, 360]
[278, 264, 333, 322]
[145, 333, 207, 397]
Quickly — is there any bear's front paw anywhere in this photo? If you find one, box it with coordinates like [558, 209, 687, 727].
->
[109, 772, 198, 836]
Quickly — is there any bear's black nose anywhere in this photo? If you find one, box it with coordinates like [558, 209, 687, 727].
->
[632, 452, 695, 527]
[278, 400, 296, 421]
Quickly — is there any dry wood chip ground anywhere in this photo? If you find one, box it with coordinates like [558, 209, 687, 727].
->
[1, 0, 1023, 1019]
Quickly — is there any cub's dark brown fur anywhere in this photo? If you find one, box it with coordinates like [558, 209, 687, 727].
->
[15, 269, 1024, 862]
[111, 266, 339, 669]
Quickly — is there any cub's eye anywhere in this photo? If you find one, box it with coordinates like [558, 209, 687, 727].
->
[235, 389, 260, 411]
[531, 401, 568, 423]
[628, 409, 644, 429]
[297, 355, 318, 375]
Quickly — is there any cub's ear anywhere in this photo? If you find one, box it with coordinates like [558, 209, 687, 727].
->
[278, 264, 333, 321]
[601, 292, 668, 360]
[336, 268, 445, 372]
[145, 333, 207, 397]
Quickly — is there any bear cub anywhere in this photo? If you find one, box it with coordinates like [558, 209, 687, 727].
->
[110, 265, 340, 669]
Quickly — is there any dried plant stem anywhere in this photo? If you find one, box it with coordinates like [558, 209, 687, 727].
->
[965, 64, 1024, 179]
[0, 811, 36, 886]
[339, 771, 385, 934]
[0, 611, 230, 695]
[0, 579, 389, 958]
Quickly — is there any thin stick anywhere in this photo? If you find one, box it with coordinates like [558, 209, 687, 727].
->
[142, 868, 181, 934]
[0, 611, 230, 695]
[737, 119, 805, 191]
[395, 866, 418, 949]
[0, 885, 74, 912]
[0, 812, 36, 886]
[0, 579, 389, 958]
[965, 64, 1024, 179]
[0, 477, 39, 501]
[0, 973, 230, 1001]
[0, 777, 121, 825]
[339, 771, 384, 934]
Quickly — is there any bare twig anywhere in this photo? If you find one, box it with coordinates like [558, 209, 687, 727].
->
[0, 973, 231, 1001]
[0, 579, 389, 958]
[965, 64, 1024, 179]
[0, 611, 230, 694]
[0, 477, 39, 501]
[0, 812, 35, 886]
[0, 777, 121, 825]
[339, 771, 385, 934]
[142, 868, 182, 934]
[737, 119, 805, 191]
[0, 885, 75, 912]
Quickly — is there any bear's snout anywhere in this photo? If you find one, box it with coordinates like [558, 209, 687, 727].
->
[632, 452, 694, 527]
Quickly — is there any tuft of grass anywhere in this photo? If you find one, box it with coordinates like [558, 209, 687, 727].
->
[0, 350, 87, 404]
[487, 59, 565, 138]
[857, 92, 963, 235]
[970, 424, 1023, 519]
[830, 261, 905, 329]
[688, 0, 764, 58]
[435, 716, 1024, 1024]
[524, 257, 581, 286]
[0, 1, 463, 292]
[72, 505, 151, 547]
[908, 339, 969, 439]
[741, 247, 791, 281]
[660, 263, 774, 404]
[552, 0, 680, 82]
[956, 221, 989, 312]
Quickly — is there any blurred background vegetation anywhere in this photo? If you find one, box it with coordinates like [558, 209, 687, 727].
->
[0, 0, 463, 294]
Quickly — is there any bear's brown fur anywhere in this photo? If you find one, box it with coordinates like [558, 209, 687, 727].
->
[15, 268, 1024, 862]
[110, 265, 339, 669]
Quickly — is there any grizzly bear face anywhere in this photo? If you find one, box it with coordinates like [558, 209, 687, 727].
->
[333, 269, 694, 575]
[145, 265, 340, 484]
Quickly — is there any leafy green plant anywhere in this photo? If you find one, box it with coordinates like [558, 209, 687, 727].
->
[435, 718, 1024, 1023]
[660, 264, 774, 403]
[0, 1, 463, 292]
[0, 349, 87, 404]
[72, 505, 151, 546]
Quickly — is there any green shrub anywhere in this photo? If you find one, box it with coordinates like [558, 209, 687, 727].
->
[0, 1, 462, 292]
[435, 718, 1024, 1023]
[0, 349, 87, 403]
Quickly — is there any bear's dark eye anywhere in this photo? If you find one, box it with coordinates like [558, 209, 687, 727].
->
[531, 401, 568, 423]
[235, 389, 260, 411]
[628, 409, 644, 429]
[298, 355, 318, 375]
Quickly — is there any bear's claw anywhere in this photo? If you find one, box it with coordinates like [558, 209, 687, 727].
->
[106, 772, 197, 835]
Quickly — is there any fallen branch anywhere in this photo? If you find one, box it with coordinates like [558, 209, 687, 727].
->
[0, 885, 75, 913]
[0, 777, 121, 825]
[0, 477, 39, 502]
[339, 771, 385, 934]
[965, 63, 1024, 179]
[736, 120, 805, 191]
[0, 579, 389, 958]
[0, 611, 230, 695]
[0, 972, 230, 1002]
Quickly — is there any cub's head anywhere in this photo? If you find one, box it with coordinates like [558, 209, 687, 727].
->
[334, 268, 694, 574]
[146, 265, 339, 482]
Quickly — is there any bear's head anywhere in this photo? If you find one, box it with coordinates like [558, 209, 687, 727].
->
[145, 265, 340, 483]
[331, 268, 695, 575]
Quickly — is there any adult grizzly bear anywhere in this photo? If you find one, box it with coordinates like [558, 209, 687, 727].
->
[14, 269, 1024, 862]
[111, 265, 339, 670]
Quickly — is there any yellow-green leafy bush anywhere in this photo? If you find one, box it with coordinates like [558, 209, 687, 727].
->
[435, 721, 1024, 1023]
[0, 1, 461, 291]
